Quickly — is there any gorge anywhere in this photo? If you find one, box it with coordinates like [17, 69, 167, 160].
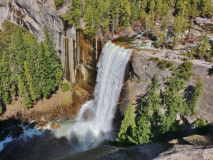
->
[0, 0, 213, 159]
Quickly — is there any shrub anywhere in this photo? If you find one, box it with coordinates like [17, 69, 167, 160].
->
[62, 82, 70, 92]
[184, 82, 203, 115]
[159, 59, 173, 70]
[54, 0, 64, 9]
[181, 58, 188, 61]
[195, 118, 208, 134]
[149, 56, 160, 62]
[195, 118, 207, 128]
[175, 61, 194, 81]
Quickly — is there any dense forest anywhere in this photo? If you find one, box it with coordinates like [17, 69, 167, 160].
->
[0, 21, 63, 113]
[61, 0, 213, 37]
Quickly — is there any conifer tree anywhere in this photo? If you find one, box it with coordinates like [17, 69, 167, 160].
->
[63, 0, 82, 28]
[118, 104, 136, 142]
[24, 61, 36, 102]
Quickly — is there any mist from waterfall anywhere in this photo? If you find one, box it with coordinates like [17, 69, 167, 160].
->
[55, 41, 132, 152]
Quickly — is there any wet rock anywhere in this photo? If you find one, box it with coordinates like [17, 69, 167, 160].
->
[83, 109, 94, 121]
[10, 126, 23, 139]
[28, 121, 38, 129]
[0, 119, 23, 141]
[51, 122, 60, 130]
[38, 120, 46, 127]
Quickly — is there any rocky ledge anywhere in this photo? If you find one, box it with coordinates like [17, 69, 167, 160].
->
[55, 143, 213, 160]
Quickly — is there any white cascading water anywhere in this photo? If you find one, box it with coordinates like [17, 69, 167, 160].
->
[55, 41, 132, 152]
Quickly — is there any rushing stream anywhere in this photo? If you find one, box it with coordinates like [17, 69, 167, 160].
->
[55, 41, 132, 152]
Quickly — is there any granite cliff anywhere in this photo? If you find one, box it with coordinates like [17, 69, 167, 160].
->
[0, 0, 101, 87]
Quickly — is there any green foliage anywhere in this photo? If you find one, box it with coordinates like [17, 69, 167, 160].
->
[0, 107, 2, 114]
[149, 56, 160, 62]
[54, 0, 64, 9]
[118, 104, 136, 143]
[156, 31, 166, 47]
[188, 34, 210, 60]
[63, 0, 82, 28]
[159, 60, 173, 70]
[62, 0, 213, 37]
[62, 82, 70, 92]
[130, 116, 152, 144]
[195, 118, 207, 128]
[118, 62, 202, 145]
[184, 82, 203, 114]
[0, 21, 63, 110]
[195, 118, 208, 134]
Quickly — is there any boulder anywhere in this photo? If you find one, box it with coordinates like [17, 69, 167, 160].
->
[183, 135, 213, 146]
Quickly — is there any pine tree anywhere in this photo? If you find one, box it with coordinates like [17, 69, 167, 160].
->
[129, 0, 141, 22]
[63, 0, 82, 28]
[118, 104, 136, 143]
[24, 61, 36, 102]
[156, 0, 163, 20]
[0, 51, 12, 104]
[149, 0, 155, 29]
[118, 0, 131, 30]
[17, 75, 33, 108]
[130, 116, 152, 144]
[141, 0, 148, 26]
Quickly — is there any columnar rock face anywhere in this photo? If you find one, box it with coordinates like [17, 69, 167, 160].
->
[0, 0, 100, 87]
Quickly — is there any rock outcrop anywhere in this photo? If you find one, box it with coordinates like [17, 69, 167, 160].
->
[117, 50, 213, 125]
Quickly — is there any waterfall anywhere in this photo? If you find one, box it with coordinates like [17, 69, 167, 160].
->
[55, 41, 132, 152]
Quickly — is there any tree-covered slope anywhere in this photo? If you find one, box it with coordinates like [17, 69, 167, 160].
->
[63, 0, 213, 37]
[0, 21, 63, 113]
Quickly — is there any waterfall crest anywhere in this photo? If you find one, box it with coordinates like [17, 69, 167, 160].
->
[55, 41, 132, 151]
